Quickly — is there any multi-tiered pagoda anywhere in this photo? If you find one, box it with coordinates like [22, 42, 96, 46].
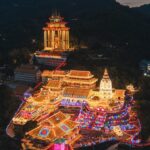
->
[35, 12, 73, 67]
[43, 12, 70, 51]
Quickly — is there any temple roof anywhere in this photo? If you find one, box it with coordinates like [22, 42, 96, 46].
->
[67, 70, 93, 79]
[15, 64, 39, 74]
[40, 111, 69, 126]
[42, 70, 66, 77]
[41, 70, 52, 77]
[45, 80, 62, 89]
[53, 70, 66, 75]
[34, 95, 46, 102]
[113, 89, 125, 98]
[26, 111, 78, 141]
[63, 87, 90, 98]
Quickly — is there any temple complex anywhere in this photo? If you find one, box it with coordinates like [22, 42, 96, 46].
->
[8, 69, 141, 149]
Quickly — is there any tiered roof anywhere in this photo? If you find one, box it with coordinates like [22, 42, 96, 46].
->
[42, 70, 66, 78]
[40, 111, 68, 126]
[45, 80, 62, 89]
[26, 111, 78, 141]
[36, 51, 64, 58]
[43, 13, 69, 30]
[63, 87, 90, 98]
[67, 70, 93, 79]
[34, 95, 46, 102]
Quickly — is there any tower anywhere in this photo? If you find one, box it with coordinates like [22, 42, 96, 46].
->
[43, 12, 70, 51]
[99, 69, 113, 99]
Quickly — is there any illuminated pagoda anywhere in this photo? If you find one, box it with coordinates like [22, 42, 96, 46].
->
[86, 69, 125, 111]
[99, 69, 113, 99]
[35, 11, 73, 66]
[43, 11, 70, 51]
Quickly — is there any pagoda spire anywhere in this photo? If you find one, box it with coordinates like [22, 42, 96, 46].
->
[52, 9, 60, 17]
[103, 68, 109, 79]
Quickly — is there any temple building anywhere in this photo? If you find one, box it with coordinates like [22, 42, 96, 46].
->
[43, 12, 70, 51]
[87, 69, 125, 110]
[35, 12, 73, 66]
[63, 70, 98, 89]
[35, 51, 67, 67]
[14, 64, 41, 83]
[42, 70, 67, 82]
[22, 111, 80, 150]
[62, 87, 91, 101]
[99, 69, 113, 99]
[8, 67, 141, 148]
[6, 66, 141, 150]
[43, 79, 63, 96]
[41, 70, 98, 89]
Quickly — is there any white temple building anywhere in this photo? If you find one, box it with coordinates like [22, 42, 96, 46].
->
[99, 69, 113, 99]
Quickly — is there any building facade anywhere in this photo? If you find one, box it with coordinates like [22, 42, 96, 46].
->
[14, 64, 41, 83]
[43, 12, 70, 51]
[41, 70, 98, 89]
[34, 12, 72, 67]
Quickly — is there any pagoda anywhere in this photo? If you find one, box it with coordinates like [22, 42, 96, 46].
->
[99, 69, 113, 99]
[43, 11, 70, 51]
[34, 12, 72, 66]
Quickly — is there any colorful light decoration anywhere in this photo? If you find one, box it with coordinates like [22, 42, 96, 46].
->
[61, 99, 87, 107]
[39, 127, 50, 138]
[9, 67, 145, 149]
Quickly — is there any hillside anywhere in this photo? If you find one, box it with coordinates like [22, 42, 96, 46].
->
[0, 0, 150, 61]
[133, 4, 150, 15]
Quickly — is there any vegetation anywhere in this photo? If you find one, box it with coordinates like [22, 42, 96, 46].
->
[14, 121, 37, 139]
[0, 85, 21, 149]
[135, 78, 150, 141]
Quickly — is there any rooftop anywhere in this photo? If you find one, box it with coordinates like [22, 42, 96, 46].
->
[15, 64, 38, 74]
[67, 70, 94, 79]
[45, 80, 62, 89]
[26, 111, 78, 141]
[63, 87, 90, 98]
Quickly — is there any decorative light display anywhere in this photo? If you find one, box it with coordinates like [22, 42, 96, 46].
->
[39, 127, 50, 138]
[60, 99, 87, 107]
[8, 69, 144, 149]
[60, 124, 70, 132]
